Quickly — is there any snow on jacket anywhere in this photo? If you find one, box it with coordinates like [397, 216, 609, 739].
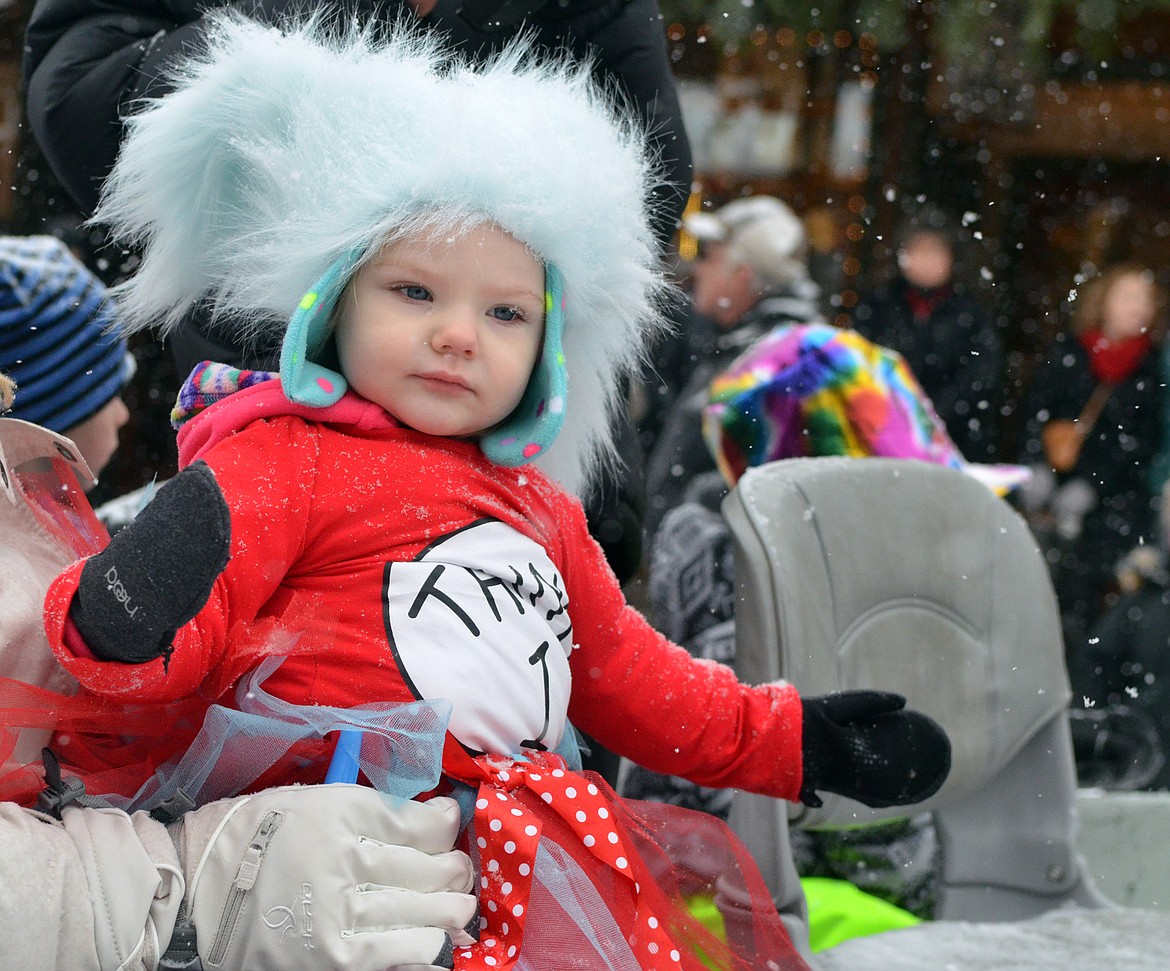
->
[44, 380, 803, 801]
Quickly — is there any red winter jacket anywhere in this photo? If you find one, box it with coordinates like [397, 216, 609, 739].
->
[45, 382, 802, 800]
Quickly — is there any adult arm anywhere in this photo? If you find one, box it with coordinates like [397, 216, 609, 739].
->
[25, 0, 209, 214]
[24, 0, 411, 214]
[0, 786, 476, 971]
[1016, 334, 1094, 469]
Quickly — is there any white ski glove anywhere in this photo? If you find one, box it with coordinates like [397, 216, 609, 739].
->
[0, 799, 184, 971]
[173, 784, 477, 971]
[0, 786, 476, 971]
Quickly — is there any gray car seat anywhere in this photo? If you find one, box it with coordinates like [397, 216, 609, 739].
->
[718, 457, 1119, 962]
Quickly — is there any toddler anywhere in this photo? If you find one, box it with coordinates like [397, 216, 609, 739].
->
[39, 16, 949, 970]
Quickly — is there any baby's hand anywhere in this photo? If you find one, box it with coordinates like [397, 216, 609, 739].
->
[69, 462, 230, 665]
[799, 690, 951, 808]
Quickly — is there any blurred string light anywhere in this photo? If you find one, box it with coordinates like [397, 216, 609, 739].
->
[677, 190, 704, 262]
[661, 0, 1170, 72]
[659, 0, 917, 52]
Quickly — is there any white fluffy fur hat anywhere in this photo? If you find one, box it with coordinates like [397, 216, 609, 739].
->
[96, 13, 668, 494]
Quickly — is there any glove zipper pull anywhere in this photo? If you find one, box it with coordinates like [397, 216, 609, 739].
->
[205, 810, 283, 967]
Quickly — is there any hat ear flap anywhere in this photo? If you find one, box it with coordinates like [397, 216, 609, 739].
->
[481, 263, 567, 466]
[279, 250, 359, 407]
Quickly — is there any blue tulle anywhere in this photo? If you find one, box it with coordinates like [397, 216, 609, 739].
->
[104, 657, 452, 812]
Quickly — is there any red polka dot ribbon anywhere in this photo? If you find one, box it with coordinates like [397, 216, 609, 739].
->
[449, 750, 685, 970]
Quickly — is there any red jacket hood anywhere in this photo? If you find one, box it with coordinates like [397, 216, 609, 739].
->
[176, 379, 398, 468]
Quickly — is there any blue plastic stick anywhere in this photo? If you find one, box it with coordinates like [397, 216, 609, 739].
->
[325, 728, 362, 783]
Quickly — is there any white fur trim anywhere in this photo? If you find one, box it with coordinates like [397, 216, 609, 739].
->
[96, 13, 670, 493]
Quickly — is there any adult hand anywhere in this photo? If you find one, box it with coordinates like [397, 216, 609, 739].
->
[3, 784, 477, 971]
[175, 785, 478, 970]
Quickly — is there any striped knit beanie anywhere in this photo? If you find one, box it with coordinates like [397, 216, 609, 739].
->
[0, 235, 132, 432]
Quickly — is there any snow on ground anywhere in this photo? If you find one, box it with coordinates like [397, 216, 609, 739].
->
[817, 907, 1170, 970]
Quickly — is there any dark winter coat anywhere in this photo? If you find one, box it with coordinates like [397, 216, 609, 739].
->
[851, 280, 1004, 461]
[1019, 333, 1164, 632]
[1077, 573, 1170, 791]
[1021, 333, 1163, 551]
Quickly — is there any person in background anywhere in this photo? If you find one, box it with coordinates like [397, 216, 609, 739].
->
[643, 195, 824, 539]
[1018, 262, 1166, 653]
[849, 205, 1004, 462]
[1069, 481, 1170, 792]
[0, 235, 133, 481]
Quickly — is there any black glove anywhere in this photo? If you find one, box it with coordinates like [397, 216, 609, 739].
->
[69, 462, 231, 665]
[799, 690, 951, 809]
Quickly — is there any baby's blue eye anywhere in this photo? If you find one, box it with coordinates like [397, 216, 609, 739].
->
[397, 284, 431, 301]
[491, 306, 524, 323]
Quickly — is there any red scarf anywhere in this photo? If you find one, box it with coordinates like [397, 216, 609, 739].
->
[1079, 328, 1153, 384]
[905, 285, 952, 323]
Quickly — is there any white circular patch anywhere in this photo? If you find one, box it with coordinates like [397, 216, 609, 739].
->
[384, 519, 574, 754]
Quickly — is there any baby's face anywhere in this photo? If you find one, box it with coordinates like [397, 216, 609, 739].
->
[335, 222, 545, 438]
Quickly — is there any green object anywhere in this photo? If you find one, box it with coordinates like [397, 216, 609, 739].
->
[802, 876, 921, 952]
[686, 893, 727, 941]
[684, 894, 727, 970]
[684, 876, 919, 961]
